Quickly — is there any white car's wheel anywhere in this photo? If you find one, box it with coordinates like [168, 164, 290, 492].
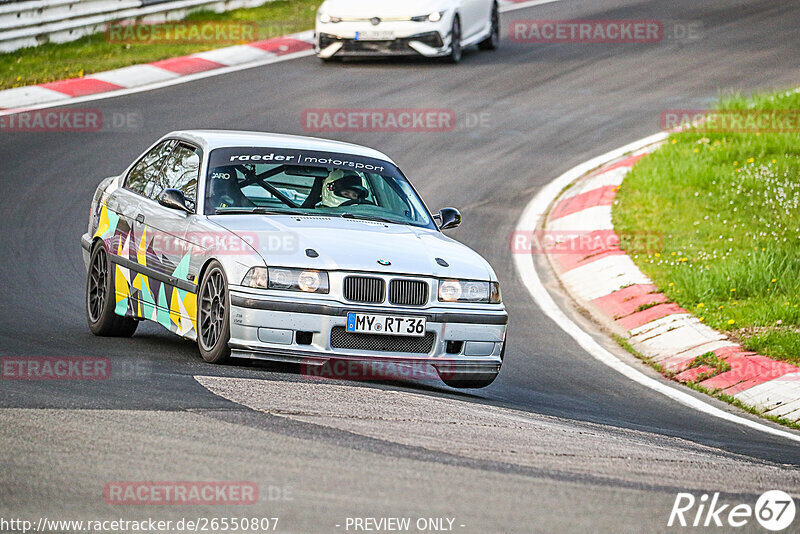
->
[479, 2, 500, 51]
[447, 16, 463, 63]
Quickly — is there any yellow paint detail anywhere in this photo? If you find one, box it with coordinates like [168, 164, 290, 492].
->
[183, 292, 198, 331]
[115, 265, 129, 302]
[137, 226, 148, 266]
[170, 289, 182, 329]
[94, 202, 110, 239]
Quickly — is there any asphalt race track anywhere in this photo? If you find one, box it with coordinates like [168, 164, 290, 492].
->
[1, 0, 800, 531]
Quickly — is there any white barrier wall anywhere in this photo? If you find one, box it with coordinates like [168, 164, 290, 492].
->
[0, 0, 272, 52]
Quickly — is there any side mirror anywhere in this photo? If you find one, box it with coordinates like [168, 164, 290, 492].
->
[158, 188, 192, 213]
[436, 207, 462, 230]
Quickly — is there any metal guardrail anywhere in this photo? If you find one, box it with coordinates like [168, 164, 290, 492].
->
[0, 0, 271, 52]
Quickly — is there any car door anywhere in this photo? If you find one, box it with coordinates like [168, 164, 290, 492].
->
[460, 0, 488, 41]
[133, 141, 202, 336]
[102, 139, 174, 319]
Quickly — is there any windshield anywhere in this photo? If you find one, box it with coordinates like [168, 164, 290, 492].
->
[204, 147, 435, 229]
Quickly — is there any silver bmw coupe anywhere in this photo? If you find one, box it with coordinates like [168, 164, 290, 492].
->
[82, 130, 507, 388]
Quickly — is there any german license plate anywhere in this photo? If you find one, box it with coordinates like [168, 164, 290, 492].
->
[346, 312, 426, 337]
[355, 31, 395, 41]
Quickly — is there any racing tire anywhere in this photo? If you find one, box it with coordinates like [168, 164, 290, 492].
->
[447, 16, 463, 63]
[478, 3, 500, 51]
[86, 243, 138, 337]
[197, 261, 231, 364]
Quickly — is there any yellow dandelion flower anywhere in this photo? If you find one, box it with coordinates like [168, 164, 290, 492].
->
[728, 319, 735, 325]
[747, 157, 754, 163]
[697, 303, 705, 309]
[772, 278, 777, 283]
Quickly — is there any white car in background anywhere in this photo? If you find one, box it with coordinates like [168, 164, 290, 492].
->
[315, 0, 500, 62]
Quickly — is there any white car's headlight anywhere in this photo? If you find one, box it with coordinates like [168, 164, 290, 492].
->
[242, 267, 330, 294]
[438, 280, 502, 304]
[412, 11, 445, 22]
[318, 12, 341, 23]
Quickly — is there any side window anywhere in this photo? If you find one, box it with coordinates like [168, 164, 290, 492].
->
[125, 140, 174, 196]
[158, 143, 201, 209]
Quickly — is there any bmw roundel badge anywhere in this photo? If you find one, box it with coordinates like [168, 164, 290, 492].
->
[377, 259, 391, 266]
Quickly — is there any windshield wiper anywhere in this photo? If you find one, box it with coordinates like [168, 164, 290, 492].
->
[340, 213, 397, 225]
[215, 207, 298, 216]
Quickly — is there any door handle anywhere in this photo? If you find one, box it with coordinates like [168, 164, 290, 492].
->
[136, 214, 145, 224]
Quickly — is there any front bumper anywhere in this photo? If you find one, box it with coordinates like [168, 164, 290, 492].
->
[229, 288, 506, 376]
[315, 19, 452, 58]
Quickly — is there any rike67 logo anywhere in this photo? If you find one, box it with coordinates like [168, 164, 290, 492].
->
[668, 490, 795, 531]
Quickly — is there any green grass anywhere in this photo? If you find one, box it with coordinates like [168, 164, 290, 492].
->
[613, 88, 800, 366]
[687, 351, 732, 381]
[0, 0, 320, 90]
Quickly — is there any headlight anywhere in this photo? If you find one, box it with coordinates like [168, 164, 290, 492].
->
[438, 280, 502, 304]
[242, 267, 330, 293]
[318, 12, 341, 23]
[270, 267, 329, 294]
[412, 11, 445, 22]
[242, 267, 268, 289]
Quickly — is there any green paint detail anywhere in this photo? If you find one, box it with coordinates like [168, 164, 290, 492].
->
[157, 285, 171, 329]
[140, 281, 156, 320]
[115, 297, 129, 317]
[102, 209, 120, 240]
[172, 249, 191, 281]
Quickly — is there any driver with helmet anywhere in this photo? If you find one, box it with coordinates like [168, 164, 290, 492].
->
[319, 169, 369, 207]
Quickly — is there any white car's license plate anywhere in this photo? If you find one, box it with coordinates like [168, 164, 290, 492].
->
[355, 31, 395, 41]
[346, 312, 426, 337]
